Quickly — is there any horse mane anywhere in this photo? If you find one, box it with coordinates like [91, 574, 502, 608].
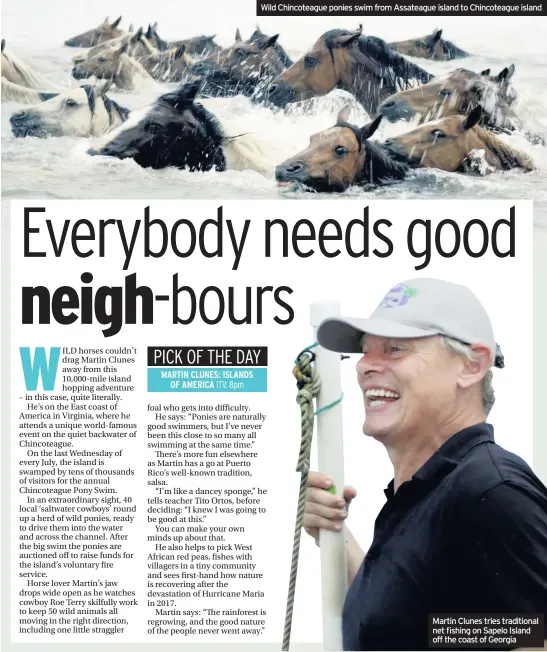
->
[323, 30, 432, 89]
[2, 48, 64, 91]
[478, 128, 534, 171]
[154, 83, 225, 142]
[105, 96, 130, 122]
[360, 140, 409, 185]
[119, 53, 153, 79]
[1, 77, 50, 103]
[193, 67, 268, 102]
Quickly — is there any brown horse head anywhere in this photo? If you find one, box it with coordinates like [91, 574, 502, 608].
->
[378, 67, 518, 131]
[249, 26, 293, 67]
[65, 16, 123, 48]
[267, 27, 432, 115]
[275, 109, 408, 192]
[140, 45, 192, 82]
[188, 32, 285, 100]
[389, 28, 469, 61]
[384, 106, 534, 172]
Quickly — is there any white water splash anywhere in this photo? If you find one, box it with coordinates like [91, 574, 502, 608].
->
[2, 1, 547, 224]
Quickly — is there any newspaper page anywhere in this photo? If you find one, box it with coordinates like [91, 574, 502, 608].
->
[1, 2, 546, 651]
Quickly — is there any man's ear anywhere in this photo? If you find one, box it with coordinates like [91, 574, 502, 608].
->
[455, 344, 491, 390]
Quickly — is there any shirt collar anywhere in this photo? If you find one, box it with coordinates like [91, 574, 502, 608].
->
[383, 422, 494, 499]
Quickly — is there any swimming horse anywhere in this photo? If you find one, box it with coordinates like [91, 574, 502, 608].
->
[64, 16, 124, 47]
[86, 81, 273, 177]
[70, 28, 156, 67]
[275, 108, 408, 192]
[139, 45, 193, 83]
[275, 104, 533, 193]
[188, 29, 290, 104]
[383, 106, 535, 173]
[72, 41, 160, 91]
[267, 26, 432, 116]
[1, 39, 66, 102]
[389, 28, 469, 61]
[65, 16, 123, 48]
[144, 24, 221, 56]
[378, 66, 519, 132]
[10, 81, 130, 138]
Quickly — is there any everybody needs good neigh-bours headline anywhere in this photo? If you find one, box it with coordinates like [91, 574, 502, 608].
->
[21, 205, 515, 337]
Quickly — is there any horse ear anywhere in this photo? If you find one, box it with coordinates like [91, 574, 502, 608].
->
[174, 45, 186, 59]
[495, 64, 515, 83]
[131, 27, 144, 43]
[235, 28, 242, 42]
[463, 105, 482, 130]
[1, 39, 5, 53]
[333, 25, 362, 48]
[128, 23, 134, 33]
[146, 24, 153, 39]
[39, 92, 59, 101]
[177, 81, 201, 103]
[480, 68, 491, 76]
[260, 34, 279, 49]
[494, 67, 509, 83]
[432, 28, 443, 42]
[255, 24, 264, 35]
[103, 16, 110, 25]
[152, 22, 158, 31]
[361, 114, 382, 140]
[111, 16, 122, 29]
[207, 34, 217, 41]
[118, 42, 130, 56]
[336, 106, 351, 124]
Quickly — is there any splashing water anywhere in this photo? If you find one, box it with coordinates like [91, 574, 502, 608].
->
[2, 2, 547, 225]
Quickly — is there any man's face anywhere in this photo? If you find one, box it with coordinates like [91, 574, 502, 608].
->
[356, 334, 463, 441]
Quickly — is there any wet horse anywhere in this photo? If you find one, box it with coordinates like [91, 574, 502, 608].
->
[275, 108, 408, 192]
[378, 67, 519, 132]
[145, 25, 221, 56]
[65, 16, 124, 48]
[238, 26, 293, 67]
[1, 78, 58, 104]
[139, 45, 193, 82]
[86, 81, 273, 177]
[10, 81, 130, 137]
[1, 39, 65, 94]
[267, 26, 432, 116]
[389, 28, 469, 61]
[384, 106, 534, 173]
[71, 28, 156, 66]
[189, 30, 287, 103]
[72, 42, 160, 91]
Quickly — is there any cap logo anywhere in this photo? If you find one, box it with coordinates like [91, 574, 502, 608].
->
[378, 284, 418, 308]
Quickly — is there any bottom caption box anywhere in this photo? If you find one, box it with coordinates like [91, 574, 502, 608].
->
[429, 614, 544, 648]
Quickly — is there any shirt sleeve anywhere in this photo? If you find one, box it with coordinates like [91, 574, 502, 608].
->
[468, 481, 547, 633]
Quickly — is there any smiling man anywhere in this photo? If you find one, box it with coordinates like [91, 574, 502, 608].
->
[304, 278, 547, 651]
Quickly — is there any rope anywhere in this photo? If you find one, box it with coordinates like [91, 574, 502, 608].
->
[282, 344, 343, 651]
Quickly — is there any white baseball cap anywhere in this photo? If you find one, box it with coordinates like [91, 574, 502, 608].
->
[317, 278, 504, 368]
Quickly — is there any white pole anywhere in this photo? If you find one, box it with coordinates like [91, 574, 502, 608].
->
[310, 301, 347, 651]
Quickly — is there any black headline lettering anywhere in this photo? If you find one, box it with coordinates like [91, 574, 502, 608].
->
[21, 205, 516, 336]
[407, 207, 515, 270]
